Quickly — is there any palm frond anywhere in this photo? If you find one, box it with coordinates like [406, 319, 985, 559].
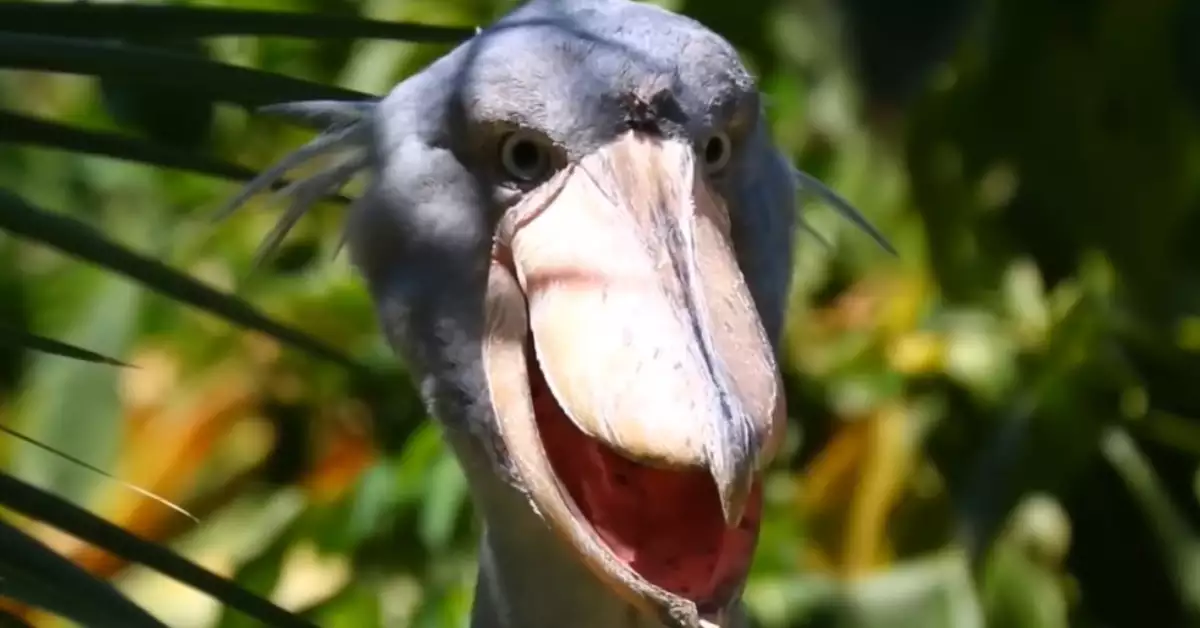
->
[0, 110, 256, 181]
[0, 3, 474, 43]
[0, 425, 196, 524]
[0, 3, 464, 625]
[0, 33, 368, 108]
[0, 192, 363, 371]
[0, 324, 128, 367]
[0, 472, 315, 628]
[0, 111, 353, 203]
[0, 517, 166, 627]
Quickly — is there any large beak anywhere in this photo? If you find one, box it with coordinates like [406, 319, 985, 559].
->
[483, 132, 786, 628]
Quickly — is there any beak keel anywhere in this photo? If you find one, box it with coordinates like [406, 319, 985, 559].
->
[483, 131, 786, 627]
[500, 132, 785, 525]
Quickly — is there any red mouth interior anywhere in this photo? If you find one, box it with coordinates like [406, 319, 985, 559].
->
[524, 339, 762, 608]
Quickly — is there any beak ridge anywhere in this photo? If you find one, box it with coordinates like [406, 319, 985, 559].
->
[499, 130, 786, 521]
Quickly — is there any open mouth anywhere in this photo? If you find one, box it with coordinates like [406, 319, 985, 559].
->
[482, 132, 785, 627]
[526, 316, 762, 610]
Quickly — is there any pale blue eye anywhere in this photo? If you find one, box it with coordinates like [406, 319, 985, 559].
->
[500, 132, 551, 182]
[703, 131, 732, 174]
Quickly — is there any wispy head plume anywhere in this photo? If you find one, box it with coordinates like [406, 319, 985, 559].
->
[215, 99, 376, 267]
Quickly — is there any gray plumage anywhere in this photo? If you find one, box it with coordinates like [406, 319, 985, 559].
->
[225, 1, 891, 626]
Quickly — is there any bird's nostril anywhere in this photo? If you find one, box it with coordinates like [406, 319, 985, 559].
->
[620, 92, 660, 134]
[647, 89, 685, 123]
[619, 86, 688, 135]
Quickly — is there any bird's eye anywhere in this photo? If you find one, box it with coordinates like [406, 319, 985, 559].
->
[702, 131, 732, 174]
[499, 131, 552, 183]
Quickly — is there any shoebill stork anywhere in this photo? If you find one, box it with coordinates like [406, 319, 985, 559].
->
[224, 0, 891, 626]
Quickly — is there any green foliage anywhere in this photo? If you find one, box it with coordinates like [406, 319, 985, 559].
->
[0, 472, 311, 626]
[0, 191, 359, 370]
[0, 325, 126, 367]
[1, 0, 1199, 626]
[0, 516, 166, 628]
[0, 110, 261, 184]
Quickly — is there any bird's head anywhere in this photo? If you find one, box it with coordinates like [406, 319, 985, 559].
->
[229, 1, 890, 626]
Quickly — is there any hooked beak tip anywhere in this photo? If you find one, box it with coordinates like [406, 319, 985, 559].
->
[718, 482, 751, 528]
[709, 441, 757, 528]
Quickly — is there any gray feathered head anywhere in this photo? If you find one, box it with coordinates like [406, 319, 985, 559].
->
[222, 1, 890, 626]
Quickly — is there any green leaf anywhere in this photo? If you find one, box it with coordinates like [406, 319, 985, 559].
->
[1102, 427, 1200, 620]
[0, 472, 315, 628]
[8, 267, 138, 502]
[214, 523, 298, 628]
[0, 324, 126, 367]
[837, 553, 984, 628]
[0, 3, 474, 43]
[303, 582, 382, 628]
[0, 33, 369, 109]
[418, 451, 468, 552]
[0, 517, 165, 627]
[0, 110, 352, 203]
[981, 542, 1069, 628]
[746, 555, 982, 628]
[338, 461, 400, 552]
[99, 38, 218, 151]
[0, 191, 363, 371]
[11, 267, 140, 503]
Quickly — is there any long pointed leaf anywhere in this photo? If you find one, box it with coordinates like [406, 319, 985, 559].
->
[0, 110, 255, 181]
[0, 472, 315, 628]
[0, 33, 369, 109]
[0, 111, 353, 204]
[17, 226, 139, 502]
[0, 424, 195, 523]
[0, 3, 474, 43]
[0, 324, 127, 367]
[0, 517, 165, 627]
[0, 191, 362, 371]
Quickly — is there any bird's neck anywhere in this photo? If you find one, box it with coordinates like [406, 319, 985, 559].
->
[437, 409, 748, 627]
[464, 461, 665, 628]
[462, 464, 748, 628]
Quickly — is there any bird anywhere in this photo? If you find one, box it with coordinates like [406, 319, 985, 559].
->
[222, 1, 892, 626]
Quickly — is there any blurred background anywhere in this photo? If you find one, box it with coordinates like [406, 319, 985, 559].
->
[2, 0, 1199, 626]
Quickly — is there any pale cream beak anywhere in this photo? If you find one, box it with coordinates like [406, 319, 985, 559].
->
[483, 131, 786, 628]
